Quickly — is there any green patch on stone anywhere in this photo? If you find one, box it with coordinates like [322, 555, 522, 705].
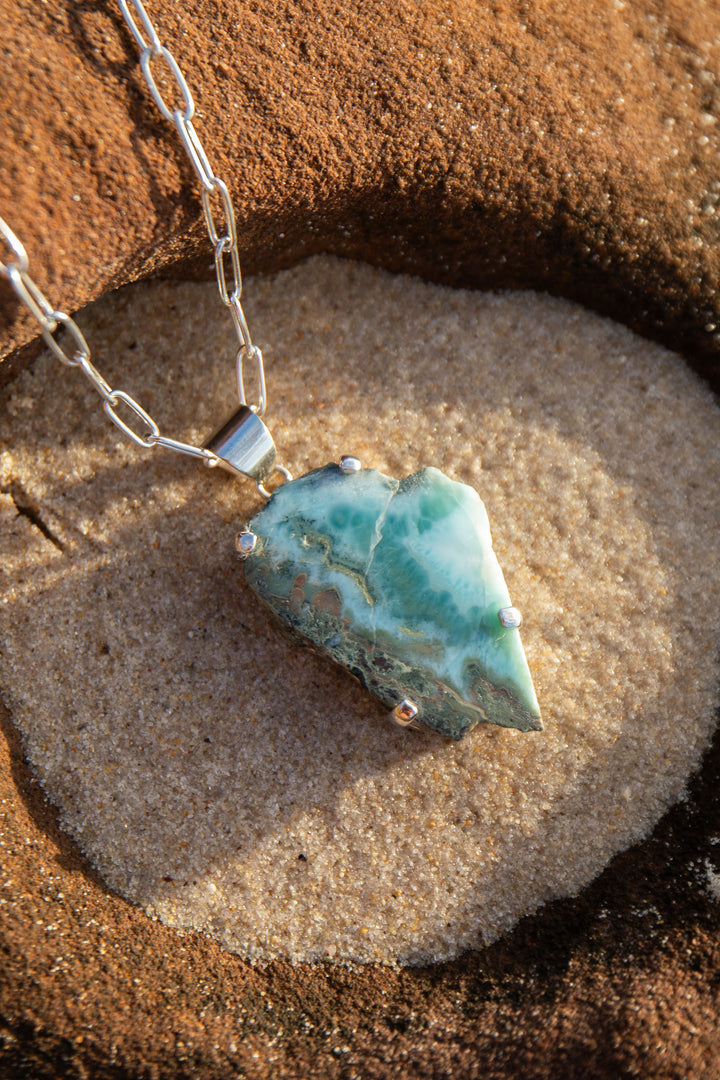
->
[244, 464, 542, 739]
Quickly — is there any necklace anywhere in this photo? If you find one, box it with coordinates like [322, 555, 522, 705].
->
[0, 0, 541, 741]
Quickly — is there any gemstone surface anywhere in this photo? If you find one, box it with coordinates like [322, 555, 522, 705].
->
[244, 464, 542, 739]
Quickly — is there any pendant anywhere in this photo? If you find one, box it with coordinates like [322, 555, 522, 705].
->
[239, 459, 541, 740]
[204, 408, 541, 740]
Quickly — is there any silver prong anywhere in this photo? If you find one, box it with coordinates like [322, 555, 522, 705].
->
[235, 530, 257, 558]
[339, 455, 362, 473]
[391, 699, 419, 727]
[498, 606, 522, 629]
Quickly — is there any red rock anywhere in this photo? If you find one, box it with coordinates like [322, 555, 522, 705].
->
[1, 1, 720, 1076]
[2, 0, 720, 389]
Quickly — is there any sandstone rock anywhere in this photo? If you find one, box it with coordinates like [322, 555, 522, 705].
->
[2, 0, 720, 389]
[2, 2, 720, 1077]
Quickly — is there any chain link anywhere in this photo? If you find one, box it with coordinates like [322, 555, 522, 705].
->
[0, 0, 268, 469]
[140, 44, 195, 124]
[175, 114, 215, 191]
[117, 0, 162, 53]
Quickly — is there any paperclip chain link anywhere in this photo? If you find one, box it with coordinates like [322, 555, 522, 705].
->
[0, 0, 267, 466]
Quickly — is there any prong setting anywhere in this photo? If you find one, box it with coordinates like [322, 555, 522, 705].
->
[498, 606, 522, 629]
[236, 530, 258, 558]
[391, 699, 419, 727]
[339, 455, 362, 473]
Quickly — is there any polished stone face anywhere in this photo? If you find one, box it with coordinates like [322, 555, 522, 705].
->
[244, 464, 542, 739]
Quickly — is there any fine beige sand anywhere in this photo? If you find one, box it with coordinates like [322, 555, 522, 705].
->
[1, 257, 720, 966]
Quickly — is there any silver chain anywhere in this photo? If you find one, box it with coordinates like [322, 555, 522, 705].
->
[0, 0, 267, 464]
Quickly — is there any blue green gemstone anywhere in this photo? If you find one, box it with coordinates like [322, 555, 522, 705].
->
[244, 464, 542, 740]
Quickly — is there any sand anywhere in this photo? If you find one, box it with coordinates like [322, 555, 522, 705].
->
[1, 256, 719, 966]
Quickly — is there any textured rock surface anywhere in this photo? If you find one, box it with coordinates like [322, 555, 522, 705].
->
[2, 0, 720, 388]
[245, 463, 541, 737]
[2, 0, 720, 1076]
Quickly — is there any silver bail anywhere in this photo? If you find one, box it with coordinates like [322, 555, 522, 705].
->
[204, 405, 277, 482]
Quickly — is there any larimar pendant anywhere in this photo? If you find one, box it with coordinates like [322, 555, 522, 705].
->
[205, 409, 541, 740]
[240, 461, 541, 740]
